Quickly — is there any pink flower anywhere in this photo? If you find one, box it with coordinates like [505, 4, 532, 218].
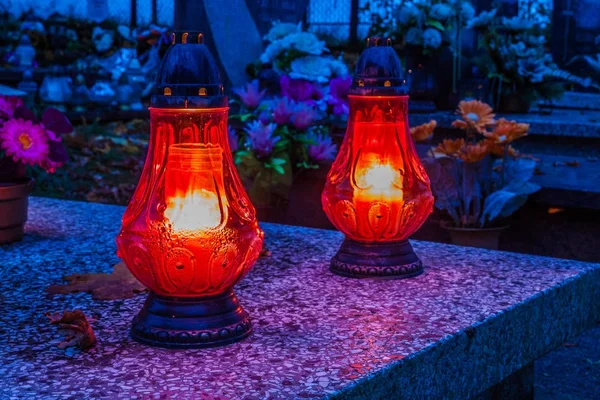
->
[273, 97, 294, 125]
[306, 132, 337, 163]
[280, 75, 322, 103]
[244, 120, 280, 158]
[291, 102, 317, 131]
[234, 80, 266, 110]
[40, 139, 68, 172]
[0, 95, 24, 119]
[228, 126, 239, 152]
[0, 118, 49, 166]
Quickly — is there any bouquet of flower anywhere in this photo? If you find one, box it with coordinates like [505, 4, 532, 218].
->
[415, 100, 540, 228]
[229, 22, 351, 208]
[362, 0, 475, 55]
[229, 78, 342, 207]
[257, 22, 349, 84]
[0, 95, 71, 182]
[471, 9, 599, 106]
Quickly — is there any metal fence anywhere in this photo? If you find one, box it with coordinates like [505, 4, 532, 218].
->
[306, 0, 371, 44]
[0, 0, 174, 27]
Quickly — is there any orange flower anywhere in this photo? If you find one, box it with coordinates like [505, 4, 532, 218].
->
[432, 138, 465, 158]
[485, 139, 519, 158]
[458, 142, 490, 163]
[410, 120, 437, 142]
[484, 118, 529, 144]
[452, 100, 495, 133]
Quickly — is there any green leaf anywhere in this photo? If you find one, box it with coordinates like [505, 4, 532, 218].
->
[272, 164, 285, 175]
[271, 157, 287, 166]
[230, 113, 254, 123]
[426, 19, 445, 31]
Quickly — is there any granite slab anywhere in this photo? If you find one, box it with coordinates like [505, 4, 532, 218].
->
[0, 197, 599, 399]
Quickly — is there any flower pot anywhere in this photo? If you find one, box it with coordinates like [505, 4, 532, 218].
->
[441, 221, 509, 250]
[0, 179, 34, 244]
[498, 93, 531, 114]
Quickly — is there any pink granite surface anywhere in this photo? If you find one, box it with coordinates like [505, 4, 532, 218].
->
[0, 197, 598, 399]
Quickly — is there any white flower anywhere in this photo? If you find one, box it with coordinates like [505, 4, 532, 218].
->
[284, 32, 328, 55]
[501, 17, 534, 31]
[260, 39, 287, 63]
[397, 3, 421, 25]
[327, 57, 349, 77]
[289, 56, 332, 83]
[460, 2, 475, 22]
[118, 25, 135, 41]
[405, 27, 422, 46]
[92, 26, 114, 53]
[430, 4, 453, 21]
[264, 22, 301, 42]
[423, 28, 442, 49]
[468, 9, 497, 29]
[517, 58, 546, 83]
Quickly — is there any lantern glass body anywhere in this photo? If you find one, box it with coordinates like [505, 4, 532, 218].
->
[117, 107, 263, 298]
[322, 95, 433, 244]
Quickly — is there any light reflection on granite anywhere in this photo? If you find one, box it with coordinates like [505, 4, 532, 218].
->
[0, 197, 598, 399]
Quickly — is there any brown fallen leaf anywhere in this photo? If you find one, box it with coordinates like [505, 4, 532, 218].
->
[47, 262, 147, 300]
[45, 310, 97, 350]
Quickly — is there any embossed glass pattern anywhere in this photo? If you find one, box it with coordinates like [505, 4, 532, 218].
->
[117, 108, 263, 297]
[322, 95, 434, 243]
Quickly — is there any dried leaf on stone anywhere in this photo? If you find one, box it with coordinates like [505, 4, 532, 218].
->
[45, 309, 97, 350]
[47, 262, 147, 300]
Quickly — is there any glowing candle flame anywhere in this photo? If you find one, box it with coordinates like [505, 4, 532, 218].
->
[164, 188, 222, 233]
[163, 143, 227, 234]
[356, 162, 403, 200]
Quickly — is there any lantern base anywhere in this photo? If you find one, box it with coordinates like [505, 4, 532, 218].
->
[330, 239, 423, 279]
[131, 290, 252, 348]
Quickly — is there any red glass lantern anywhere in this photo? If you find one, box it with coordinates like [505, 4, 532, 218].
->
[117, 32, 263, 348]
[322, 37, 434, 279]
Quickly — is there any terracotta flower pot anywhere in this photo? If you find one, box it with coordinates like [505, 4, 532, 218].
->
[441, 221, 509, 250]
[0, 179, 34, 244]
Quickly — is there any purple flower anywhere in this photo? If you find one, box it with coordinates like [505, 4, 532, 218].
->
[244, 120, 280, 158]
[228, 126, 239, 152]
[306, 132, 337, 163]
[258, 109, 271, 124]
[327, 76, 351, 116]
[291, 102, 317, 132]
[280, 75, 323, 103]
[234, 80, 266, 110]
[329, 75, 351, 99]
[273, 97, 294, 125]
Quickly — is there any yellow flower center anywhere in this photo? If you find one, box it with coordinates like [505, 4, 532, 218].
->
[18, 133, 33, 150]
[466, 112, 480, 122]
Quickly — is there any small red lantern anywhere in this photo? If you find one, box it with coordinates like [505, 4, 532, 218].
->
[117, 32, 263, 348]
[322, 37, 434, 279]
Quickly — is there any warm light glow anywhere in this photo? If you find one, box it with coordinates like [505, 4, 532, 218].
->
[164, 188, 222, 233]
[163, 143, 227, 235]
[360, 163, 401, 191]
[355, 161, 403, 202]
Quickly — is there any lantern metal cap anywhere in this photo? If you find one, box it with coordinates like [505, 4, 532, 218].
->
[350, 37, 408, 96]
[151, 31, 227, 108]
